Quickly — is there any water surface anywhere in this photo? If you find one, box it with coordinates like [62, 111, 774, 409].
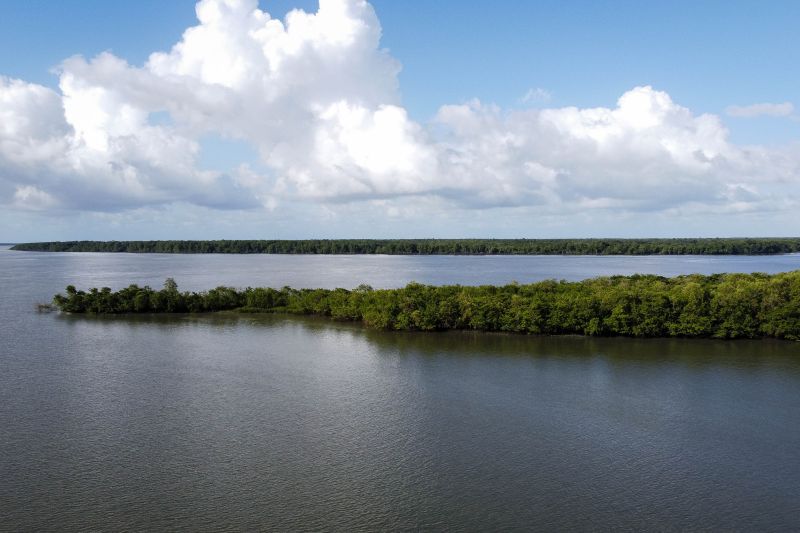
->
[3, 246, 800, 294]
[1, 247, 799, 530]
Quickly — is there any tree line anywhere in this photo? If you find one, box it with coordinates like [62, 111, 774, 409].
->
[12, 238, 800, 255]
[53, 271, 800, 340]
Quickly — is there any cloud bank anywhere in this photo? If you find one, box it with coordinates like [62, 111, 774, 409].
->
[1, 0, 798, 223]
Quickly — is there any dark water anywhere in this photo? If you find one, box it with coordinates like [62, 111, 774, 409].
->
[2, 247, 800, 530]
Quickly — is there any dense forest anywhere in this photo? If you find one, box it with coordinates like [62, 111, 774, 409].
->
[53, 271, 800, 340]
[13, 238, 800, 255]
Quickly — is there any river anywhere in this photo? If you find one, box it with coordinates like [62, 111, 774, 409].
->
[1, 247, 799, 530]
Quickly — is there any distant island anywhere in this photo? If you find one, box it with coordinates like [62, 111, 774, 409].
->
[13, 238, 800, 255]
[52, 271, 800, 340]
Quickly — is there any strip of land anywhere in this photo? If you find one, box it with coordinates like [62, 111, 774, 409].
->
[53, 271, 800, 340]
[13, 238, 800, 255]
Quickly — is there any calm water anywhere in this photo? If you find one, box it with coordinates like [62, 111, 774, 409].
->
[1, 247, 800, 530]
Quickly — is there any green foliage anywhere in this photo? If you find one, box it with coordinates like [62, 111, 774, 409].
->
[12, 237, 800, 255]
[52, 271, 800, 340]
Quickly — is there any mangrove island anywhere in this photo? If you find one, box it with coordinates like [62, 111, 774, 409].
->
[53, 271, 800, 340]
[14, 237, 800, 255]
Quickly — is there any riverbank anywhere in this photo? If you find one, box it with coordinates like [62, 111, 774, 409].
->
[52, 271, 800, 340]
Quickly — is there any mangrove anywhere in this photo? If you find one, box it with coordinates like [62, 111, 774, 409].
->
[13, 237, 800, 255]
[52, 271, 800, 340]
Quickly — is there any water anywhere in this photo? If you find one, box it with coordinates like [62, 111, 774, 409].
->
[2, 247, 800, 293]
[1, 247, 799, 530]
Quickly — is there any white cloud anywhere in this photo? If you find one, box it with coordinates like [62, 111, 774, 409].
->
[0, 77, 70, 165]
[726, 102, 794, 118]
[0, 0, 799, 227]
[520, 87, 551, 104]
[433, 86, 798, 210]
[2, 0, 407, 211]
[13, 185, 58, 210]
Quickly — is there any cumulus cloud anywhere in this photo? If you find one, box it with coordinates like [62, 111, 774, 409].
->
[0, 0, 798, 222]
[1, 0, 403, 211]
[434, 86, 799, 210]
[726, 102, 795, 118]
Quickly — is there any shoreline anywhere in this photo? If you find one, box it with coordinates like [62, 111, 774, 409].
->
[14, 237, 800, 255]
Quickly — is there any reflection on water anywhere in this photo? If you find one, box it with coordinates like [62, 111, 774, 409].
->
[59, 310, 800, 368]
[2, 249, 800, 530]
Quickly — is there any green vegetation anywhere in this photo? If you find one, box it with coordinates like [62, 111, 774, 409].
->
[12, 238, 800, 255]
[53, 272, 800, 340]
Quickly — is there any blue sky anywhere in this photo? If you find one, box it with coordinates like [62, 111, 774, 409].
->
[4, 0, 798, 131]
[0, 0, 798, 240]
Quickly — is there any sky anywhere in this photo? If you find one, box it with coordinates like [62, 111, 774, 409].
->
[0, 0, 798, 241]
